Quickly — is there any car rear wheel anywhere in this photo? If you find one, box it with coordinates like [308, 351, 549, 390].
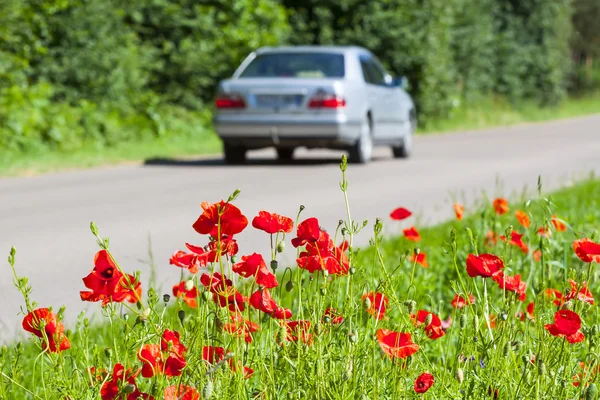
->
[348, 117, 373, 164]
[276, 147, 295, 162]
[392, 110, 415, 159]
[223, 143, 246, 165]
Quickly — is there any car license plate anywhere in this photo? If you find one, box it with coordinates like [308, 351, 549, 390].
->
[255, 94, 303, 108]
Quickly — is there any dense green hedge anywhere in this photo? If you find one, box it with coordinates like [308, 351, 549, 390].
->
[0, 0, 595, 155]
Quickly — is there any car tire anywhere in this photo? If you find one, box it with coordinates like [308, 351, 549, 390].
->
[348, 117, 373, 164]
[223, 143, 246, 165]
[276, 147, 295, 162]
[392, 110, 415, 159]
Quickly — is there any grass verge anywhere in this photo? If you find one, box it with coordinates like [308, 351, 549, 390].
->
[2, 171, 600, 399]
[1, 92, 599, 178]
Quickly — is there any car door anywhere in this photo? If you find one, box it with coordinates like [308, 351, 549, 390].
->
[358, 55, 390, 139]
[370, 56, 404, 139]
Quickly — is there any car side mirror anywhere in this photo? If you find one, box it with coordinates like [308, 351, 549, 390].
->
[391, 76, 407, 89]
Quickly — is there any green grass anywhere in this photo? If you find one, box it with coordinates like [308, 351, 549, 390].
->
[3, 169, 600, 399]
[1, 92, 599, 178]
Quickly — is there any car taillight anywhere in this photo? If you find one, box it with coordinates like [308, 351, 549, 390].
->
[215, 94, 246, 109]
[307, 95, 345, 109]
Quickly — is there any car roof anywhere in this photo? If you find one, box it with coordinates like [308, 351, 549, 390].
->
[255, 45, 370, 56]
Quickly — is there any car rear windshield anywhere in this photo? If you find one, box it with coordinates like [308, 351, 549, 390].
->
[239, 52, 345, 78]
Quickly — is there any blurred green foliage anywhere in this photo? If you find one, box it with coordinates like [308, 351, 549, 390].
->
[0, 0, 596, 156]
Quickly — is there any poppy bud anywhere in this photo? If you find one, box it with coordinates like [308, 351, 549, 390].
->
[231, 256, 238, 263]
[285, 280, 294, 292]
[349, 267, 356, 275]
[123, 384, 135, 394]
[592, 325, 599, 336]
[202, 291, 211, 301]
[585, 383, 598, 400]
[320, 287, 327, 296]
[404, 300, 416, 314]
[456, 368, 464, 384]
[537, 359, 546, 376]
[459, 314, 467, 329]
[341, 227, 349, 236]
[202, 380, 214, 399]
[163, 294, 170, 303]
[270, 260, 278, 272]
[104, 347, 112, 358]
[363, 297, 372, 311]
[140, 308, 150, 321]
[424, 313, 433, 326]
[184, 279, 195, 292]
[500, 312, 508, 321]
[414, 248, 420, 256]
[473, 315, 479, 330]
[561, 301, 573, 310]
[323, 316, 331, 324]
[348, 330, 358, 343]
[276, 241, 285, 253]
[178, 309, 185, 323]
[299, 205, 305, 212]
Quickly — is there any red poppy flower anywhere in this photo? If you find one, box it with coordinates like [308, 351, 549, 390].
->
[362, 292, 388, 320]
[454, 203, 464, 220]
[252, 211, 294, 234]
[533, 250, 542, 262]
[390, 207, 412, 221]
[232, 253, 278, 288]
[515, 210, 530, 228]
[403, 226, 421, 242]
[565, 280, 594, 305]
[493, 198, 509, 215]
[80, 250, 141, 306]
[223, 313, 260, 343]
[410, 252, 428, 268]
[164, 385, 200, 400]
[138, 330, 186, 378]
[485, 230, 498, 247]
[173, 281, 198, 308]
[200, 272, 232, 293]
[22, 308, 70, 353]
[213, 289, 247, 313]
[500, 232, 528, 253]
[466, 253, 504, 278]
[169, 250, 205, 273]
[551, 215, 567, 232]
[537, 226, 552, 238]
[451, 294, 476, 308]
[544, 288, 564, 306]
[323, 307, 344, 324]
[573, 238, 600, 263]
[249, 288, 277, 314]
[272, 307, 292, 320]
[544, 309, 585, 343]
[202, 346, 229, 364]
[192, 201, 248, 237]
[376, 329, 419, 359]
[185, 236, 239, 264]
[282, 320, 312, 344]
[100, 363, 152, 400]
[414, 372, 434, 393]
[411, 310, 445, 340]
[296, 233, 349, 276]
[492, 271, 527, 301]
[291, 217, 321, 248]
[517, 302, 535, 321]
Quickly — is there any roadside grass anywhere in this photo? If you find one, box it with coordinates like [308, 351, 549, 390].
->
[1, 92, 599, 177]
[3, 170, 600, 399]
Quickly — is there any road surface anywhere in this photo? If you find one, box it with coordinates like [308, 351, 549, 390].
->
[1, 114, 600, 343]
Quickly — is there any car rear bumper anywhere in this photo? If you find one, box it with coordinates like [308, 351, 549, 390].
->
[213, 115, 362, 149]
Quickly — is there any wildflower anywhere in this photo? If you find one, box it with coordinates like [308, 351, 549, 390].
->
[233, 253, 278, 288]
[492, 271, 527, 301]
[565, 280, 594, 305]
[323, 307, 344, 324]
[537, 226, 552, 238]
[485, 230, 498, 246]
[551, 215, 567, 232]
[454, 203, 464, 220]
[533, 250, 542, 262]
[376, 329, 419, 359]
[544, 310, 585, 343]
[100, 363, 152, 400]
[411, 310, 445, 340]
[403, 226, 421, 242]
[544, 288, 564, 306]
[200, 272, 246, 312]
[291, 217, 321, 247]
[185, 235, 239, 262]
[515, 210, 530, 228]
[451, 294, 476, 308]
[169, 250, 205, 273]
[192, 200, 248, 237]
[249, 288, 291, 319]
[410, 252, 428, 268]
[80, 250, 141, 306]
[223, 313, 260, 343]
[414, 372, 434, 393]
[164, 385, 200, 400]
[500, 232, 528, 253]
[172, 281, 198, 308]
[138, 330, 187, 378]
[202, 346, 229, 364]
[362, 292, 388, 320]
[516, 302, 535, 321]
[252, 211, 294, 234]
[492, 198, 509, 215]
[296, 230, 349, 275]
[281, 320, 312, 344]
[573, 238, 600, 263]
[466, 253, 504, 278]
[22, 308, 70, 353]
[390, 207, 412, 220]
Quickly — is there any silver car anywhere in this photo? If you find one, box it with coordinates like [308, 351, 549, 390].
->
[213, 46, 416, 164]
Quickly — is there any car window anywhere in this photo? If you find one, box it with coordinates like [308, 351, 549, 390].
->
[239, 52, 345, 78]
[359, 55, 386, 86]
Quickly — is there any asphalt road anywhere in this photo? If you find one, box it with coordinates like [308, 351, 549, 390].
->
[1, 114, 600, 343]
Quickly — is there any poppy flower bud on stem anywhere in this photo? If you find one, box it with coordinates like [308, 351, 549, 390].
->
[178, 309, 185, 323]
[202, 291, 211, 301]
[349, 267, 356, 275]
[104, 347, 112, 358]
[285, 279, 294, 292]
[122, 384, 135, 394]
[585, 383, 598, 400]
[405, 300, 417, 315]
[348, 330, 358, 343]
[424, 313, 433, 326]
[276, 241, 285, 253]
[270, 260, 278, 272]
[537, 359, 546, 376]
[184, 279, 194, 292]
[163, 294, 170, 303]
[231, 255, 238, 263]
[456, 368, 464, 384]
